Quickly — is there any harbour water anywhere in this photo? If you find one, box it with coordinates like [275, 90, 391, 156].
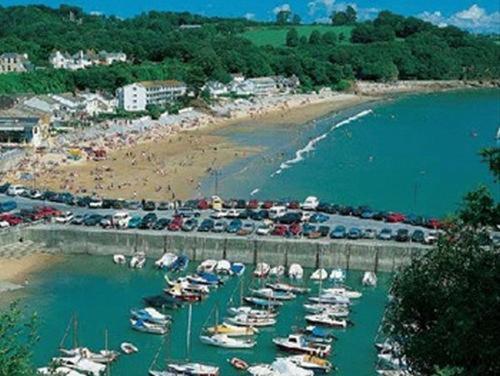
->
[206, 89, 500, 217]
[19, 255, 391, 376]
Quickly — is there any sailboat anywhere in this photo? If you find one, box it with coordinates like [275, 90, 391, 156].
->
[149, 304, 220, 376]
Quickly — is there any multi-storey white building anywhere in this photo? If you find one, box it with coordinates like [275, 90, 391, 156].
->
[49, 50, 127, 71]
[116, 80, 187, 112]
[0, 53, 31, 74]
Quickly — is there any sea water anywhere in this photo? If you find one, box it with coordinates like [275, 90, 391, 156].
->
[207, 90, 500, 217]
[17, 256, 391, 376]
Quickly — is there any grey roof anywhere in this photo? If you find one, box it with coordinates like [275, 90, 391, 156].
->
[0, 117, 39, 130]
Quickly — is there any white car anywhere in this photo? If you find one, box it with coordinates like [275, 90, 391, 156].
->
[88, 197, 103, 208]
[301, 212, 312, 222]
[301, 196, 319, 210]
[226, 209, 240, 218]
[0, 220, 10, 228]
[54, 211, 74, 224]
[269, 206, 287, 220]
[210, 209, 228, 219]
[113, 211, 131, 228]
[424, 231, 439, 244]
[256, 224, 272, 236]
[7, 185, 26, 196]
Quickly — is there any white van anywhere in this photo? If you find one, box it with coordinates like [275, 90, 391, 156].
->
[301, 196, 319, 211]
[7, 185, 26, 196]
[269, 206, 287, 220]
[113, 211, 131, 228]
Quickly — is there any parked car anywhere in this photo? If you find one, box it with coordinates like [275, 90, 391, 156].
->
[127, 201, 142, 210]
[0, 200, 17, 213]
[330, 225, 347, 239]
[271, 224, 288, 237]
[378, 228, 393, 241]
[395, 228, 410, 242]
[88, 197, 103, 209]
[317, 225, 330, 237]
[7, 185, 26, 196]
[153, 218, 171, 230]
[301, 196, 319, 210]
[127, 215, 142, 229]
[227, 219, 243, 234]
[386, 213, 406, 223]
[310, 213, 329, 223]
[139, 213, 157, 229]
[238, 222, 255, 236]
[212, 221, 227, 233]
[287, 201, 300, 210]
[211, 209, 228, 219]
[143, 201, 156, 211]
[348, 227, 362, 240]
[256, 223, 272, 236]
[197, 199, 210, 210]
[0, 183, 10, 194]
[112, 211, 131, 228]
[70, 215, 85, 225]
[226, 209, 240, 218]
[168, 216, 183, 231]
[411, 229, 425, 243]
[177, 207, 200, 218]
[277, 212, 301, 225]
[54, 211, 74, 224]
[157, 201, 171, 211]
[363, 228, 377, 239]
[182, 218, 198, 232]
[302, 224, 316, 237]
[249, 210, 268, 221]
[100, 215, 113, 228]
[289, 223, 302, 236]
[84, 214, 103, 226]
[261, 200, 273, 209]
[76, 196, 91, 207]
[198, 219, 214, 232]
[246, 199, 259, 209]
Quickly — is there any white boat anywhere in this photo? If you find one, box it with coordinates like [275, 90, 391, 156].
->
[230, 262, 246, 276]
[130, 252, 146, 269]
[303, 303, 350, 317]
[266, 283, 310, 294]
[37, 366, 86, 376]
[51, 356, 106, 376]
[322, 287, 362, 299]
[254, 262, 270, 278]
[284, 354, 332, 373]
[165, 363, 219, 375]
[269, 265, 285, 277]
[155, 253, 177, 269]
[248, 359, 313, 376]
[197, 259, 217, 274]
[215, 260, 232, 275]
[130, 319, 168, 335]
[309, 294, 350, 305]
[329, 268, 346, 282]
[131, 307, 170, 325]
[205, 323, 258, 337]
[227, 306, 278, 319]
[362, 271, 377, 286]
[251, 288, 296, 301]
[113, 254, 126, 265]
[59, 347, 119, 364]
[288, 264, 303, 280]
[199, 334, 256, 349]
[310, 268, 328, 281]
[272, 334, 331, 357]
[247, 364, 280, 376]
[120, 342, 138, 354]
[225, 314, 276, 327]
[305, 313, 348, 328]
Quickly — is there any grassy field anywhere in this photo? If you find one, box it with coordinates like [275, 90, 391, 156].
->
[241, 25, 353, 47]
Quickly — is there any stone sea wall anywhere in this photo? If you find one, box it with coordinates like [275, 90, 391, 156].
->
[18, 225, 429, 272]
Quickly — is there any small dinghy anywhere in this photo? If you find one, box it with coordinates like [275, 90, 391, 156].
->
[254, 263, 270, 278]
[301, 325, 336, 344]
[227, 306, 278, 319]
[244, 297, 283, 308]
[305, 313, 349, 328]
[269, 265, 285, 277]
[130, 318, 168, 335]
[310, 268, 328, 281]
[113, 254, 126, 265]
[130, 251, 146, 269]
[362, 271, 377, 286]
[206, 323, 258, 337]
[251, 288, 296, 301]
[120, 342, 138, 354]
[188, 273, 221, 287]
[215, 260, 232, 275]
[155, 253, 177, 269]
[228, 357, 249, 370]
[288, 264, 304, 280]
[225, 314, 276, 327]
[170, 255, 189, 272]
[199, 334, 256, 349]
[329, 268, 346, 282]
[230, 262, 246, 276]
[197, 259, 218, 274]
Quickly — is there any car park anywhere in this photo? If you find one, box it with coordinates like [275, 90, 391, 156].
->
[378, 228, 393, 241]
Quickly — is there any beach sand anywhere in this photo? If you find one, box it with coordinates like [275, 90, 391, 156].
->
[27, 93, 376, 200]
[0, 254, 60, 285]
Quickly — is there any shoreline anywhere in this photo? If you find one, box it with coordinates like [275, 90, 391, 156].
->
[0, 253, 61, 289]
[3, 80, 497, 201]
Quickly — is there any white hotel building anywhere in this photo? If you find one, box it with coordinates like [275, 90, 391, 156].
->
[116, 80, 187, 112]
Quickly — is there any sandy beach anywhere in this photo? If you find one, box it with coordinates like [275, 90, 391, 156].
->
[10, 92, 376, 200]
[0, 254, 60, 285]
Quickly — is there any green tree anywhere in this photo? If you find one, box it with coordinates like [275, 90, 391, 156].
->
[331, 11, 349, 26]
[322, 31, 337, 45]
[308, 30, 322, 45]
[0, 302, 39, 376]
[345, 6, 357, 24]
[291, 14, 301, 25]
[286, 28, 299, 47]
[276, 10, 291, 25]
[361, 61, 399, 81]
[479, 147, 500, 181]
[458, 186, 498, 227]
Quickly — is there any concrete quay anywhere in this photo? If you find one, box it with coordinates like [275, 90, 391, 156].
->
[4, 225, 431, 272]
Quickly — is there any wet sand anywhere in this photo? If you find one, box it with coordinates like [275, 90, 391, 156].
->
[0, 254, 60, 285]
[30, 94, 376, 200]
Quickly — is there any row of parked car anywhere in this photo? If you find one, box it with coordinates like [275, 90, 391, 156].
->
[1, 183, 443, 230]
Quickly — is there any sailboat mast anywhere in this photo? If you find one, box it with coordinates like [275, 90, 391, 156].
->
[186, 304, 192, 358]
[105, 329, 110, 376]
[72, 314, 78, 349]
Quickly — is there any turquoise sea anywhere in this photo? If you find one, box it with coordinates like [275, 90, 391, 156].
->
[206, 90, 500, 217]
[12, 256, 391, 376]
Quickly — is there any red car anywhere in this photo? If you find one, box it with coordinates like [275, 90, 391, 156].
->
[168, 215, 183, 231]
[271, 225, 288, 237]
[426, 218, 442, 229]
[197, 199, 209, 210]
[0, 214, 23, 226]
[35, 206, 62, 218]
[287, 201, 300, 210]
[261, 200, 274, 209]
[289, 223, 302, 236]
[386, 213, 406, 223]
[247, 199, 259, 209]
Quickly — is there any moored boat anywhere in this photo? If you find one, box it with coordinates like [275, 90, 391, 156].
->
[113, 254, 126, 265]
[251, 288, 296, 301]
[225, 314, 276, 327]
[273, 334, 331, 357]
[155, 253, 177, 269]
[130, 307, 171, 325]
[164, 363, 219, 375]
[205, 323, 258, 337]
[227, 306, 278, 319]
[199, 334, 256, 349]
[266, 283, 310, 295]
[305, 313, 349, 328]
[362, 271, 377, 286]
[130, 251, 146, 269]
[230, 262, 246, 276]
[59, 347, 119, 364]
[215, 260, 232, 275]
[170, 255, 189, 272]
[120, 342, 139, 354]
[322, 287, 362, 299]
[130, 318, 168, 335]
[254, 262, 271, 278]
[244, 297, 283, 308]
[269, 265, 285, 277]
[284, 354, 333, 373]
[303, 303, 349, 317]
[310, 268, 328, 281]
[288, 264, 304, 280]
[197, 259, 217, 274]
[329, 268, 346, 283]
[228, 357, 249, 370]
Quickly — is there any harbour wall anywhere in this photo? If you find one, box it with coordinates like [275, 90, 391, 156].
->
[11, 225, 429, 272]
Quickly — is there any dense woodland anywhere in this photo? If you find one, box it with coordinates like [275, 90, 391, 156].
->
[0, 5, 499, 94]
